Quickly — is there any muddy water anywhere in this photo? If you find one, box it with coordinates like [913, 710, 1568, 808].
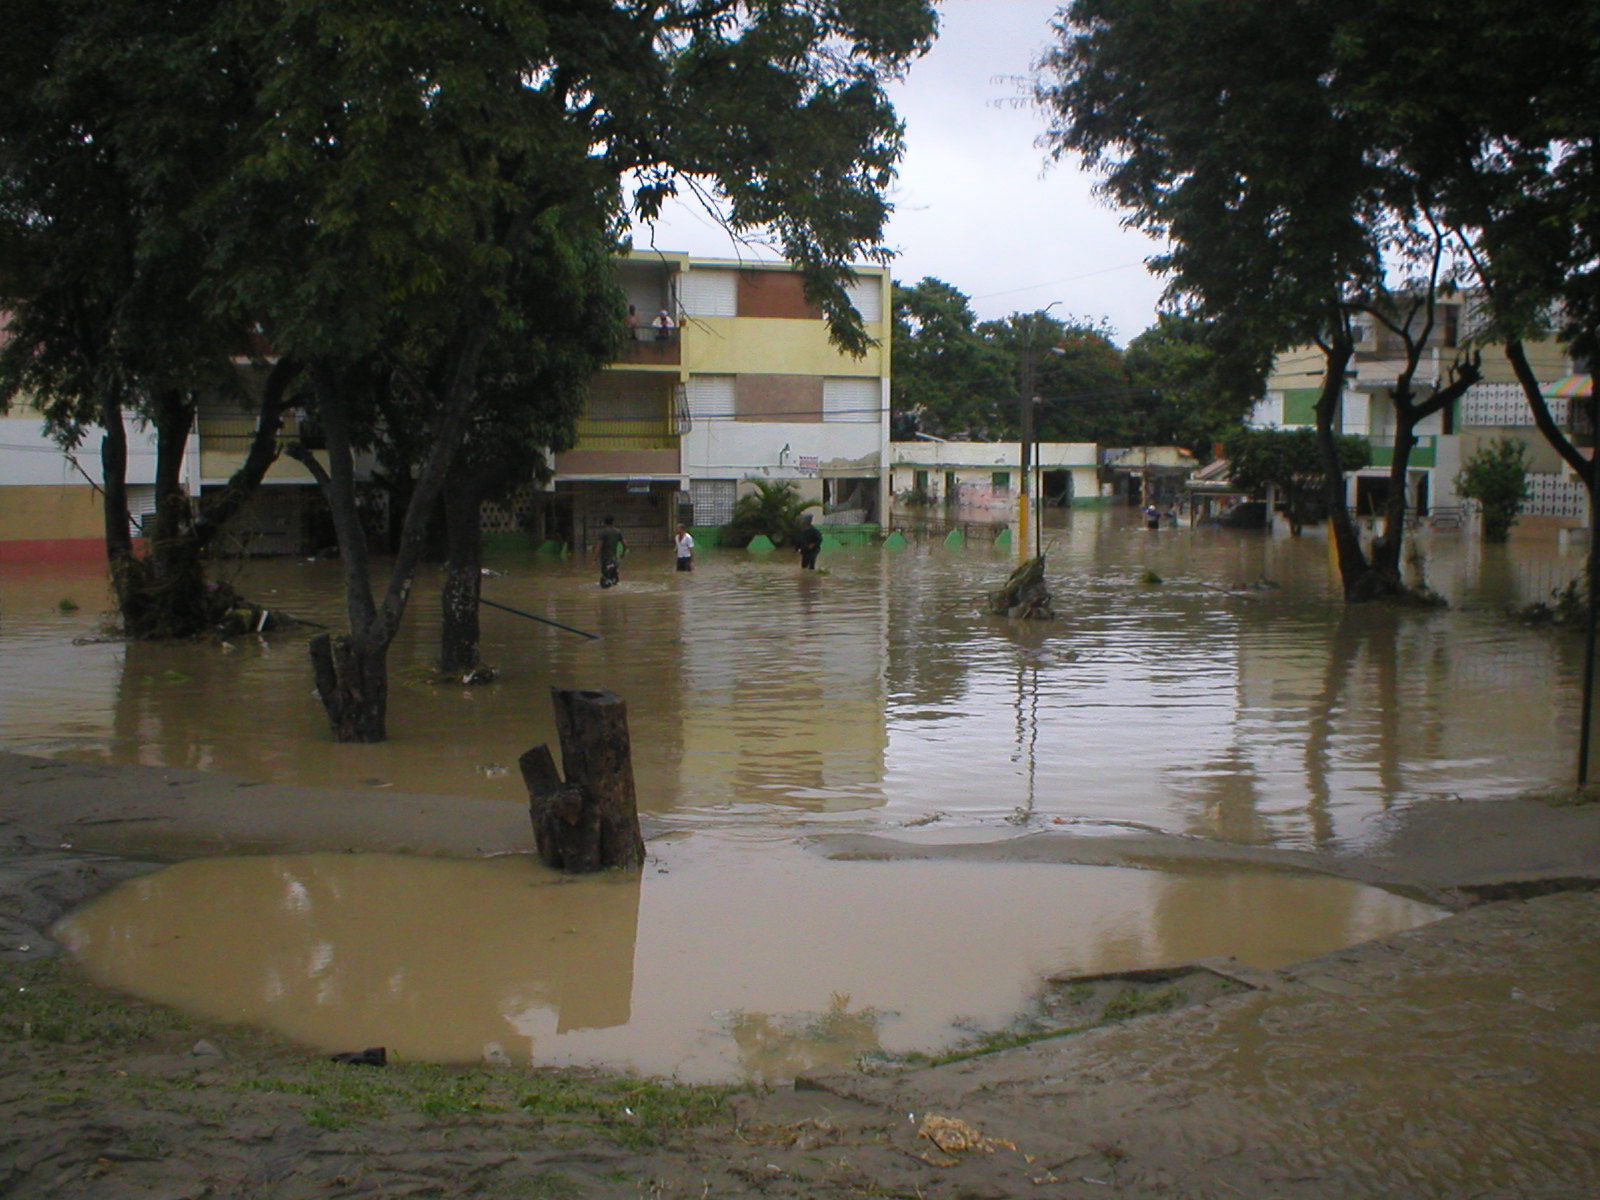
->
[1, 514, 1583, 845]
[1, 511, 1583, 1076]
[53, 840, 1439, 1082]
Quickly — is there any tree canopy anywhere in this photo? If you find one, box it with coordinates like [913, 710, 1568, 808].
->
[890, 277, 1260, 451]
[1223, 427, 1370, 537]
[1035, 0, 1590, 598]
[1122, 315, 1269, 457]
[3, 0, 940, 740]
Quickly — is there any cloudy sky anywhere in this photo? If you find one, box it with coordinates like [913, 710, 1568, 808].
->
[634, 0, 1169, 346]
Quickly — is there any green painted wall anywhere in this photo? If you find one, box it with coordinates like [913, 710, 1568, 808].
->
[1283, 389, 1321, 426]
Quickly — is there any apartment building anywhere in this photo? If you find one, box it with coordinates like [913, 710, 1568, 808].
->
[549, 251, 892, 552]
[1252, 299, 1588, 536]
[2, 252, 893, 560]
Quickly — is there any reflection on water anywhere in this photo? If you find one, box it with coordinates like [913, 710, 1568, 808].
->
[3, 515, 1579, 1078]
[53, 837, 1441, 1082]
[0, 512, 1585, 850]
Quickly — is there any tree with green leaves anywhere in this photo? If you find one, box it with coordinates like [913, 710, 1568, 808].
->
[892, 282, 1149, 446]
[1224, 427, 1370, 537]
[991, 313, 1132, 446]
[1456, 438, 1531, 544]
[1311, 0, 1597, 433]
[1037, 0, 1483, 601]
[719, 479, 819, 549]
[890, 278, 1011, 439]
[217, 0, 937, 740]
[1122, 315, 1268, 458]
[0, 0, 297, 638]
[8, 1, 939, 740]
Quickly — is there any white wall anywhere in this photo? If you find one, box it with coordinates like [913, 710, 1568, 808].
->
[888, 441, 1098, 470]
[680, 419, 881, 483]
[1, 413, 163, 486]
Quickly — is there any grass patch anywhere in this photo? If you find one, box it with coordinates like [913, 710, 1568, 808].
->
[518, 1073, 734, 1149]
[6, 958, 731, 1152]
[909, 1024, 1088, 1068]
[1, 959, 191, 1048]
[893, 978, 1216, 1069]
[243, 1063, 503, 1130]
[1101, 985, 1184, 1022]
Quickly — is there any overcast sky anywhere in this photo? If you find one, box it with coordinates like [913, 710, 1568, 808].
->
[632, 0, 1169, 346]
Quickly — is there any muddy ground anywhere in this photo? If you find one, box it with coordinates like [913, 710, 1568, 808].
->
[3, 750, 1599, 1199]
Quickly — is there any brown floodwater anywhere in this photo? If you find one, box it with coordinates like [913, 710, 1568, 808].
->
[53, 842, 1440, 1082]
[2, 510, 1586, 1078]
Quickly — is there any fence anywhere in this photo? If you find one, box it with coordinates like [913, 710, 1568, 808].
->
[886, 514, 1013, 545]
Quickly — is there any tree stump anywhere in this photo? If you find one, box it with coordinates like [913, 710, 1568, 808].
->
[987, 555, 1055, 619]
[520, 688, 645, 872]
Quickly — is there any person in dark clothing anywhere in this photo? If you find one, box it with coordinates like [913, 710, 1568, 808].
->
[597, 516, 625, 587]
[795, 514, 823, 570]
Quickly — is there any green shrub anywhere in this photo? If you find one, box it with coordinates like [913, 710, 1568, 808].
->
[718, 478, 819, 548]
[1456, 437, 1531, 543]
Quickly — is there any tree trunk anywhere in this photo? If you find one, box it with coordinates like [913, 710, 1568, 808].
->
[518, 745, 603, 873]
[309, 631, 388, 742]
[440, 473, 485, 675]
[120, 395, 210, 639]
[1311, 331, 1391, 601]
[987, 555, 1054, 618]
[107, 364, 296, 640]
[519, 688, 645, 872]
[100, 387, 138, 618]
[1369, 417, 1417, 588]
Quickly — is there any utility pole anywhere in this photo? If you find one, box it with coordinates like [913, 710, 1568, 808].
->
[1018, 350, 1035, 564]
[1580, 379, 1599, 783]
[1017, 303, 1061, 563]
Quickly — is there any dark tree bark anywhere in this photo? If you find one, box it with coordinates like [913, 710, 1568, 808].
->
[1314, 330, 1393, 601]
[309, 631, 388, 743]
[987, 555, 1054, 618]
[519, 688, 645, 872]
[440, 469, 486, 676]
[295, 321, 491, 742]
[104, 359, 301, 639]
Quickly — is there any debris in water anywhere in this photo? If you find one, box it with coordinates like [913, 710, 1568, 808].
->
[918, 1114, 1017, 1156]
[329, 1046, 387, 1067]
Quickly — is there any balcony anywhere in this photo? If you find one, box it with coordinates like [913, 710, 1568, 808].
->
[573, 416, 680, 451]
[615, 327, 680, 367]
[197, 411, 321, 483]
[559, 414, 681, 477]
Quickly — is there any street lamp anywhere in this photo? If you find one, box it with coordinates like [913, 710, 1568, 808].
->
[1018, 302, 1062, 563]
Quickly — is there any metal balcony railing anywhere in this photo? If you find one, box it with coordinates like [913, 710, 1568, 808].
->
[573, 416, 679, 450]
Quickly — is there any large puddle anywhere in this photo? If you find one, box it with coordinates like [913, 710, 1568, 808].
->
[53, 836, 1440, 1082]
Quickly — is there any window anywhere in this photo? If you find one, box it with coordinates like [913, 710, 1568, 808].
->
[822, 377, 880, 423]
[992, 471, 1011, 492]
[680, 269, 737, 317]
[685, 375, 736, 420]
[1283, 388, 1320, 427]
[127, 484, 157, 537]
[690, 479, 737, 525]
[846, 277, 883, 324]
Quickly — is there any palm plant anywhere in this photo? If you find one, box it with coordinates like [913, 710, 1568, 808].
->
[720, 478, 820, 547]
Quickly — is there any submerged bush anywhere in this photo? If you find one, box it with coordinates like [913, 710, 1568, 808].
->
[718, 478, 819, 548]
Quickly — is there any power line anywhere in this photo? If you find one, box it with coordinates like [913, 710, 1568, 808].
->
[970, 261, 1151, 305]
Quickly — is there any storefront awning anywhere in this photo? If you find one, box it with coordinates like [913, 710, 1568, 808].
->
[1545, 374, 1593, 399]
